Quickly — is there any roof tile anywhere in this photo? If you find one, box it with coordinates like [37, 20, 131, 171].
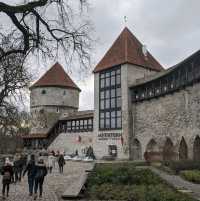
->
[30, 62, 81, 91]
[93, 27, 164, 73]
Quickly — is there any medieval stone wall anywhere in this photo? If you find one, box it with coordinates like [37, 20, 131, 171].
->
[49, 132, 93, 155]
[132, 82, 200, 161]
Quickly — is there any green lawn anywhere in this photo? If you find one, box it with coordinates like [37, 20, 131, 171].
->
[85, 163, 196, 201]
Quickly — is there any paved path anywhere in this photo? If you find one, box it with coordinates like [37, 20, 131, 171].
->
[0, 161, 94, 201]
[151, 167, 200, 201]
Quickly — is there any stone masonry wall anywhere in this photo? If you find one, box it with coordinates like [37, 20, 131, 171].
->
[133, 83, 200, 160]
[49, 132, 93, 155]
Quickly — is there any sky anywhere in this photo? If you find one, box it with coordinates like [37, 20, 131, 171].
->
[77, 0, 200, 110]
[2, 0, 200, 111]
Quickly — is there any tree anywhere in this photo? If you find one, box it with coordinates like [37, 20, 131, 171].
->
[0, 0, 92, 70]
[0, 0, 92, 136]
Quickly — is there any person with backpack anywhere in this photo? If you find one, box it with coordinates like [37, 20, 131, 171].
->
[1, 159, 13, 199]
[58, 154, 65, 173]
[23, 154, 36, 196]
[34, 158, 47, 200]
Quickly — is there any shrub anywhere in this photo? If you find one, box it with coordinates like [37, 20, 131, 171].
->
[87, 184, 195, 201]
[87, 164, 162, 186]
[180, 170, 200, 183]
[162, 160, 200, 174]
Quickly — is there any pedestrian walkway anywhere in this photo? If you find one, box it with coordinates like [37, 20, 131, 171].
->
[151, 167, 200, 201]
[0, 161, 94, 201]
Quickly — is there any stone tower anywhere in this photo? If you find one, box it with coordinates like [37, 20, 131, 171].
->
[30, 62, 81, 135]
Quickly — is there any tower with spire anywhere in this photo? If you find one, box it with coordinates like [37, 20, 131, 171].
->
[29, 62, 80, 137]
[93, 27, 163, 159]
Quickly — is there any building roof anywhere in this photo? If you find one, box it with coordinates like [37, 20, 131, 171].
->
[60, 110, 94, 121]
[130, 49, 200, 88]
[30, 62, 81, 91]
[93, 27, 164, 73]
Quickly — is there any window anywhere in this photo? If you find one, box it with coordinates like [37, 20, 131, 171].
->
[99, 66, 122, 130]
[41, 90, 46, 94]
[61, 118, 93, 133]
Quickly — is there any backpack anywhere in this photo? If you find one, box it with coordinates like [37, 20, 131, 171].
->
[3, 171, 11, 181]
[35, 168, 46, 179]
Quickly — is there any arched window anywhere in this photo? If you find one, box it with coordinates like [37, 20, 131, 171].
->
[179, 137, 188, 160]
[163, 138, 174, 161]
[193, 136, 200, 160]
[132, 139, 142, 160]
[41, 89, 46, 94]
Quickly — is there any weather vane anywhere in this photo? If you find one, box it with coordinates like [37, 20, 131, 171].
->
[124, 16, 128, 25]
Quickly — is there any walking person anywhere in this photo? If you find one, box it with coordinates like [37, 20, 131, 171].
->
[18, 155, 24, 182]
[34, 158, 47, 200]
[58, 154, 65, 173]
[47, 153, 54, 173]
[1, 158, 13, 199]
[23, 154, 36, 196]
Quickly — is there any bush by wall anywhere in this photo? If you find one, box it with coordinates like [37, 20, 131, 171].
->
[180, 170, 200, 183]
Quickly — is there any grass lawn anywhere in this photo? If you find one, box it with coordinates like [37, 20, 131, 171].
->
[85, 163, 197, 201]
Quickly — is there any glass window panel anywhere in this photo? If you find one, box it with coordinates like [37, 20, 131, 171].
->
[100, 79, 105, 88]
[84, 119, 88, 125]
[76, 120, 80, 126]
[100, 112, 105, 118]
[106, 77, 110, 87]
[88, 119, 92, 125]
[100, 119, 104, 128]
[100, 73, 105, 79]
[116, 97, 121, 107]
[116, 87, 121, 97]
[105, 118, 110, 128]
[106, 112, 110, 118]
[111, 89, 115, 98]
[111, 118, 116, 128]
[111, 71, 115, 76]
[116, 74, 121, 84]
[105, 99, 110, 109]
[106, 72, 110, 77]
[100, 91, 104, 99]
[105, 90, 110, 98]
[80, 120, 83, 125]
[72, 121, 75, 126]
[117, 110, 121, 117]
[117, 117, 122, 128]
[116, 69, 120, 75]
[100, 100, 104, 109]
[67, 121, 71, 126]
[111, 111, 116, 118]
[111, 76, 115, 86]
[111, 98, 116, 108]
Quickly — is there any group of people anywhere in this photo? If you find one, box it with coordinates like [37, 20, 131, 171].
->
[1, 151, 66, 200]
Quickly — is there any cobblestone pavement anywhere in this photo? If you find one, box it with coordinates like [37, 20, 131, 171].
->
[0, 161, 94, 201]
[151, 167, 200, 201]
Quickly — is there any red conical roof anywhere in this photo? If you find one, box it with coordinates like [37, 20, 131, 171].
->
[30, 62, 81, 91]
[93, 27, 164, 73]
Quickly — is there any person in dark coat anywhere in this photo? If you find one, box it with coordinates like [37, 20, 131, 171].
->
[18, 156, 24, 181]
[58, 154, 65, 173]
[23, 154, 36, 196]
[1, 159, 14, 199]
[34, 158, 47, 200]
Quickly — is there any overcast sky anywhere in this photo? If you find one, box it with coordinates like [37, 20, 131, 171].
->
[3, 0, 200, 111]
[76, 0, 200, 110]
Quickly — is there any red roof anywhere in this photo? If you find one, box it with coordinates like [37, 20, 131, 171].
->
[30, 62, 81, 91]
[93, 27, 164, 73]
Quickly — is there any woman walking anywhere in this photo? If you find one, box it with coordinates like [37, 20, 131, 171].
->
[34, 158, 47, 200]
[1, 158, 13, 199]
[58, 154, 65, 173]
[23, 154, 36, 196]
